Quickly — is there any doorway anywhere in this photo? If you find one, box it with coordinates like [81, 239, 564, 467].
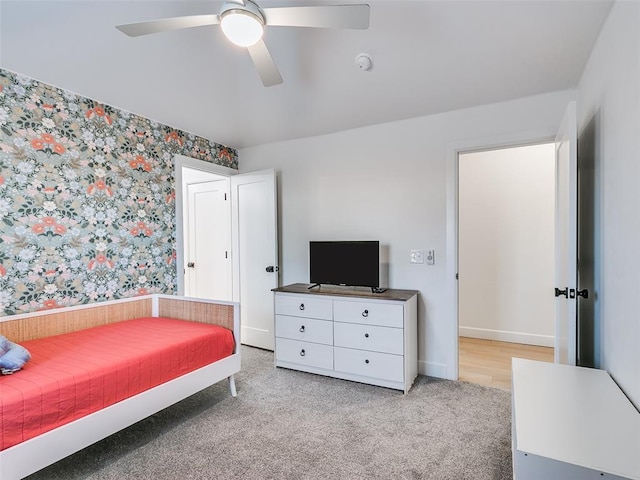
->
[174, 155, 280, 350]
[457, 143, 556, 388]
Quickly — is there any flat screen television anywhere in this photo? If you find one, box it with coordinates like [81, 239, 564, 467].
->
[309, 241, 380, 289]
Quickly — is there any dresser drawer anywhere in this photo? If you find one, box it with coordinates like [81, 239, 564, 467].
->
[334, 347, 404, 383]
[275, 315, 333, 345]
[334, 322, 403, 355]
[276, 338, 333, 370]
[333, 300, 403, 328]
[275, 294, 333, 320]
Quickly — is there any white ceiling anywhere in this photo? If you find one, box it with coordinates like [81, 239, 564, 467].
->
[0, 0, 612, 149]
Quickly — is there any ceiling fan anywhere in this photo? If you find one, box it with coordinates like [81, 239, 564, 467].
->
[116, 1, 370, 87]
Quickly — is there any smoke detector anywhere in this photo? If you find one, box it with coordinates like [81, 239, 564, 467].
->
[355, 53, 373, 71]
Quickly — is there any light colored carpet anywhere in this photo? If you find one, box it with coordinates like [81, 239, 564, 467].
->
[28, 346, 513, 479]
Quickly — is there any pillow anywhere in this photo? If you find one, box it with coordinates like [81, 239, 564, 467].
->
[0, 336, 31, 375]
[0, 335, 10, 356]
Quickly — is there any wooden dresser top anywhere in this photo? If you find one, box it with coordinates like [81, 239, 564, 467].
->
[272, 283, 418, 302]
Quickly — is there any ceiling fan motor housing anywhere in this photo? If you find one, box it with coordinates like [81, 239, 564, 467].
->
[220, 0, 265, 24]
[220, 0, 266, 47]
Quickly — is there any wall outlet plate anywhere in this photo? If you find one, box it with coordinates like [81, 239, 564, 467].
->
[426, 249, 435, 265]
[410, 250, 424, 264]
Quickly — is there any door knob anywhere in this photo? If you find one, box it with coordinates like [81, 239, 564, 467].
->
[265, 265, 280, 273]
[187, 262, 195, 268]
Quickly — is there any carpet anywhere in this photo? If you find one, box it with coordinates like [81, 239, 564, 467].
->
[27, 346, 513, 479]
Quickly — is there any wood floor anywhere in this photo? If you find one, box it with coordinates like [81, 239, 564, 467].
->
[459, 337, 554, 391]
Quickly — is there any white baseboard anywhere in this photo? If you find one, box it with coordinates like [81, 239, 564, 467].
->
[419, 360, 448, 379]
[459, 326, 554, 348]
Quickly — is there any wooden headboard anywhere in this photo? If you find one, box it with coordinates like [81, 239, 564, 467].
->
[0, 298, 153, 342]
[157, 297, 235, 331]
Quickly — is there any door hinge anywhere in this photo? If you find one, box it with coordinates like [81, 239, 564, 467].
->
[224, 193, 227, 201]
[456, 273, 458, 280]
[225, 251, 228, 259]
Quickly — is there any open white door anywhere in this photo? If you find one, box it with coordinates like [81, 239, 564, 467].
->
[554, 102, 577, 365]
[184, 179, 232, 300]
[231, 169, 278, 350]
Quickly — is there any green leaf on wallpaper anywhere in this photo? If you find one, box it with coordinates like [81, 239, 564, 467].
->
[2, 218, 13, 227]
[2, 126, 12, 136]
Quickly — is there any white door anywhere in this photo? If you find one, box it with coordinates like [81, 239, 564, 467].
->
[185, 179, 232, 300]
[231, 170, 278, 350]
[554, 102, 578, 365]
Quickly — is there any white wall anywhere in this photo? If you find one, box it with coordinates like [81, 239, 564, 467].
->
[458, 144, 555, 346]
[576, 1, 640, 408]
[239, 90, 573, 379]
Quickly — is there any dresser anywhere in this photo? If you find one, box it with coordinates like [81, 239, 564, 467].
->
[272, 283, 419, 393]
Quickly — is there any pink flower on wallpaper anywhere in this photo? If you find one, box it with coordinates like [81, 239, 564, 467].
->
[42, 299, 59, 310]
[164, 131, 184, 146]
[128, 155, 153, 173]
[87, 179, 113, 196]
[88, 254, 114, 270]
[29, 216, 68, 237]
[129, 221, 153, 237]
[220, 148, 233, 164]
[86, 105, 112, 125]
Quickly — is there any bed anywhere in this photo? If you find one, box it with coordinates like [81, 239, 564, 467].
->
[0, 294, 240, 480]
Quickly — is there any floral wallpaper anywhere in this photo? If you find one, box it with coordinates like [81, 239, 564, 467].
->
[0, 69, 237, 316]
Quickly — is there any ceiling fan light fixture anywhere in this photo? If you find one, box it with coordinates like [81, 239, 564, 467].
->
[220, 2, 265, 47]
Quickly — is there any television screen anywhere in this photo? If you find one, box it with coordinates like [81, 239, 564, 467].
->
[309, 241, 379, 288]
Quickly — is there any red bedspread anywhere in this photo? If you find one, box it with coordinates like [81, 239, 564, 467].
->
[0, 317, 235, 451]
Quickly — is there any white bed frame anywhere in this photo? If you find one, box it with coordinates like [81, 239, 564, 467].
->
[0, 294, 241, 480]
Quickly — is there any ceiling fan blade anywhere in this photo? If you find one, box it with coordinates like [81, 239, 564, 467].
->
[247, 39, 283, 87]
[116, 14, 220, 37]
[262, 4, 370, 29]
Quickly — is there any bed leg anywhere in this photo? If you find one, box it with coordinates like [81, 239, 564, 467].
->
[228, 375, 237, 397]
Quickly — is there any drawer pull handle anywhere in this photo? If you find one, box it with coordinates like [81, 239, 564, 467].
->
[300, 349, 306, 357]
[365, 359, 370, 364]
[299, 303, 305, 311]
[299, 325, 305, 333]
[362, 309, 369, 317]
[364, 333, 369, 338]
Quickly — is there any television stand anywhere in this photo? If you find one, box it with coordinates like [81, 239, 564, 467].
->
[307, 283, 321, 289]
